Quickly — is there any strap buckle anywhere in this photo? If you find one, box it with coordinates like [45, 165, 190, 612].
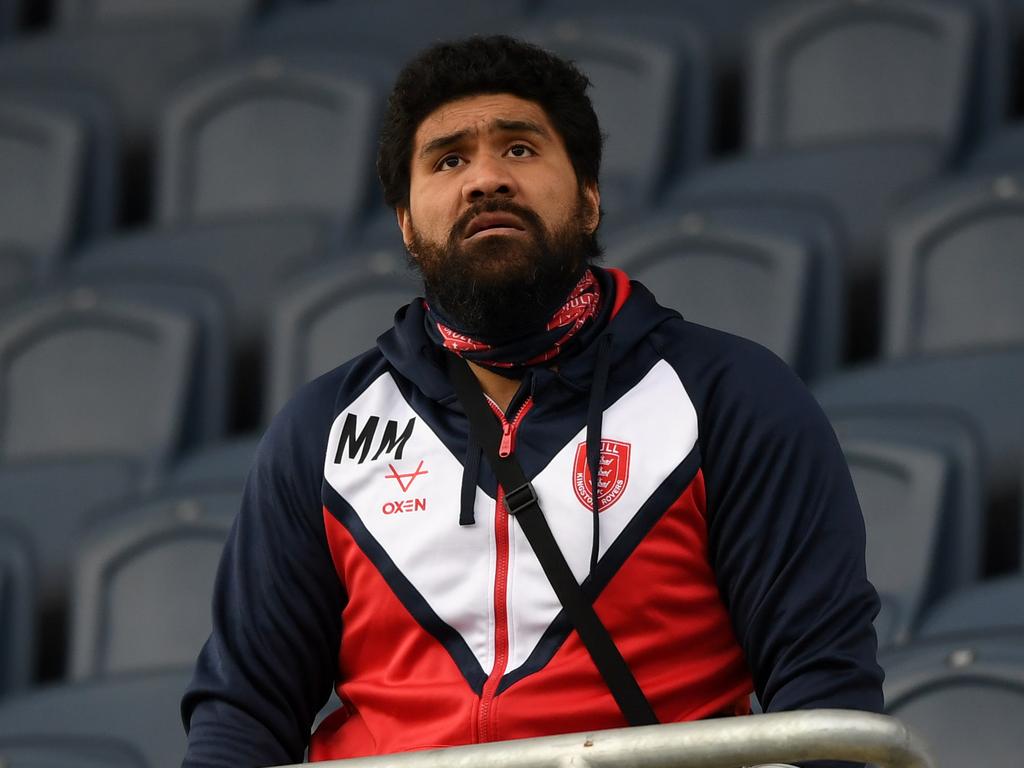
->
[504, 482, 539, 515]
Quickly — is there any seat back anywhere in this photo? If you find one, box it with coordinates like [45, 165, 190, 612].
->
[525, 17, 710, 212]
[57, 0, 260, 27]
[748, 0, 976, 154]
[75, 213, 333, 359]
[829, 410, 985, 594]
[606, 212, 813, 374]
[918, 575, 1024, 639]
[882, 636, 1024, 766]
[840, 438, 950, 645]
[814, 350, 1024, 512]
[244, 0, 532, 62]
[168, 435, 259, 490]
[0, 20, 223, 153]
[0, 86, 119, 244]
[0, 738, 146, 767]
[0, 288, 196, 466]
[0, 101, 85, 266]
[267, 260, 419, 418]
[69, 489, 238, 679]
[660, 194, 847, 379]
[885, 172, 1024, 356]
[157, 55, 380, 227]
[0, 670, 192, 768]
[63, 271, 231, 444]
[0, 529, 34, 697]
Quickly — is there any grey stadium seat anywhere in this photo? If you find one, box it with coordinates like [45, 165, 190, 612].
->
[840, 438, 958, 646]
[747, 0, 977, 157]
[0, 101, 86, 274]
[656, 195, 847, 378]
[156, 55, 382, 228]
[0, 86, 120, 242]
[0, 458, 139, 679]
[0, 19, 224, 154]
[267, 260, 419, 419]
[0, 458, 139, 606]
[538, 0, 772, 76]
[0, 288, 197, 466]
[167, 435, 259, 490]
[604, 212, 824, 380]
[967, 121, 1024, 175]
[69, 489, 238, 680]
[884, 172, 1024, 357]
[681, 140, 944, 287]
[0, 739, 146, 768]
[243, 0, 533, 62]
[523, 16, 711, 215]
[680, 140, 944, 358]
[0, 670, 192, 768]
[917, 575, 1024, 639]
[828, 411, 985, 595]
[56, 0, 262, 29]
[0, 529, 34, 697]
[74, 213, 334, 367]
[73, 214, 336, 426]
[62, 273, 231, 444]
[814, 350, 1024, 578]
[881, 636, 1024, 767]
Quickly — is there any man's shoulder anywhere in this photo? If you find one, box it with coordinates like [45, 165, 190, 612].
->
[648, 317, 824, 436]
[258, 347, 391, 470]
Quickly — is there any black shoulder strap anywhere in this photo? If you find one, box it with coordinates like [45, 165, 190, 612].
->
[445, 352, 658, 727]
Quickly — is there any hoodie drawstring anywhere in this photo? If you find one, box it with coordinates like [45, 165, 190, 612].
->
[457, 332, 614, 561]
[586, 333, 614, 575]
[460, 436, 481, 526]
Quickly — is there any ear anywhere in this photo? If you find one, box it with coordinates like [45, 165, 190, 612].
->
[580, 181, 601, 234]
[396, 206, 415, 253]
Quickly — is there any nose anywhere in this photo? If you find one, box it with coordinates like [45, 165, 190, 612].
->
[462, 154, 517, 203]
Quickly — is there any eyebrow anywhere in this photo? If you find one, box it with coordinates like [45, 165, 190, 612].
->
[418, 118, 552, 159]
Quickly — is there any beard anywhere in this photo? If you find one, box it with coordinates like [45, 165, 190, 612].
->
[407, 195, 601, 341]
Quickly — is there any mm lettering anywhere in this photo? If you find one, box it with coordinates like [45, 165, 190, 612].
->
[382, 498, 428, 515]
[335, 414, 416, 464]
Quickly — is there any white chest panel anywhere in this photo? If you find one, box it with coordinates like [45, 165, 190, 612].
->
[324, 362, 699, 676]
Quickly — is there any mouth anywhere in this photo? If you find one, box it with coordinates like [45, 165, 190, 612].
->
[463, 212, 527, 240]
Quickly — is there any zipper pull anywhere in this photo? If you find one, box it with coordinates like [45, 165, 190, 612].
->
[498, 421, 513, 458]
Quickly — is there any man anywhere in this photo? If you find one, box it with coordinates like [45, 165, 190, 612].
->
[182, 36, 882, 767]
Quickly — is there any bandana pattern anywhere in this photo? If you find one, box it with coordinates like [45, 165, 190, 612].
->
[431, 269, 602, 368]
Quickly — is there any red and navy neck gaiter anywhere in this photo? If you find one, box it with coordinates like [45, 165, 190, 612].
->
[425, 269, 603, 370]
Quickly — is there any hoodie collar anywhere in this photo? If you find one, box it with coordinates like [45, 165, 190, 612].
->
[376, 266, 682, 404]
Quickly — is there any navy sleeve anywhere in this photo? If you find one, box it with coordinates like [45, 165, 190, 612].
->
[693, 331, 883, 766]
[181, 382, 343, 767]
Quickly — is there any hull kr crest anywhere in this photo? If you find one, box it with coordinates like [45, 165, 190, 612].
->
[573, 439, 630, 511]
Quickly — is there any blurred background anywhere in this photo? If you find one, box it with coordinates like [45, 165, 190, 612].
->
[0, 0, 1022, 765]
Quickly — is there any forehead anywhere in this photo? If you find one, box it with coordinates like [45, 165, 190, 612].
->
[413, 93, 560, 149]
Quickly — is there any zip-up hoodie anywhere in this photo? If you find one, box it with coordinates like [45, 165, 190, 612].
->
[182, 267, 883, 767]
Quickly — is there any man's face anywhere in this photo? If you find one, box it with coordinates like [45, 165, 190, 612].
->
[397, 93, 601, 339]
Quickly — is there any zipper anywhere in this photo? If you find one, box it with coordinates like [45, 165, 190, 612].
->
[476, 396, 533, 742]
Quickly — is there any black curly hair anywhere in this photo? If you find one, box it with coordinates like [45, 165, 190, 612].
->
[377, 35, 603, 209]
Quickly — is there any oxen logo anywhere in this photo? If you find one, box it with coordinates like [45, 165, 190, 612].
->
[573, 439, 631, 511]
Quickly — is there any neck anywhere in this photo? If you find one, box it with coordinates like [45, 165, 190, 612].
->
[467, 361, 522, 414]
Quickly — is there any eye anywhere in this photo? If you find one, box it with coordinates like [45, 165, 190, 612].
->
[508, 144, 535, 158]
[436, 154, 463, 171]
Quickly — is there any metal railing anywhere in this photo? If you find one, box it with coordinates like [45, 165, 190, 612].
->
[282, 710, 934, 768]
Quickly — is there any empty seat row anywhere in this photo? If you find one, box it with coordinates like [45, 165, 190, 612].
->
[0, 486, 238, 693]
[0, 0, 1018, 258]
[4, 166, 1024, 438]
